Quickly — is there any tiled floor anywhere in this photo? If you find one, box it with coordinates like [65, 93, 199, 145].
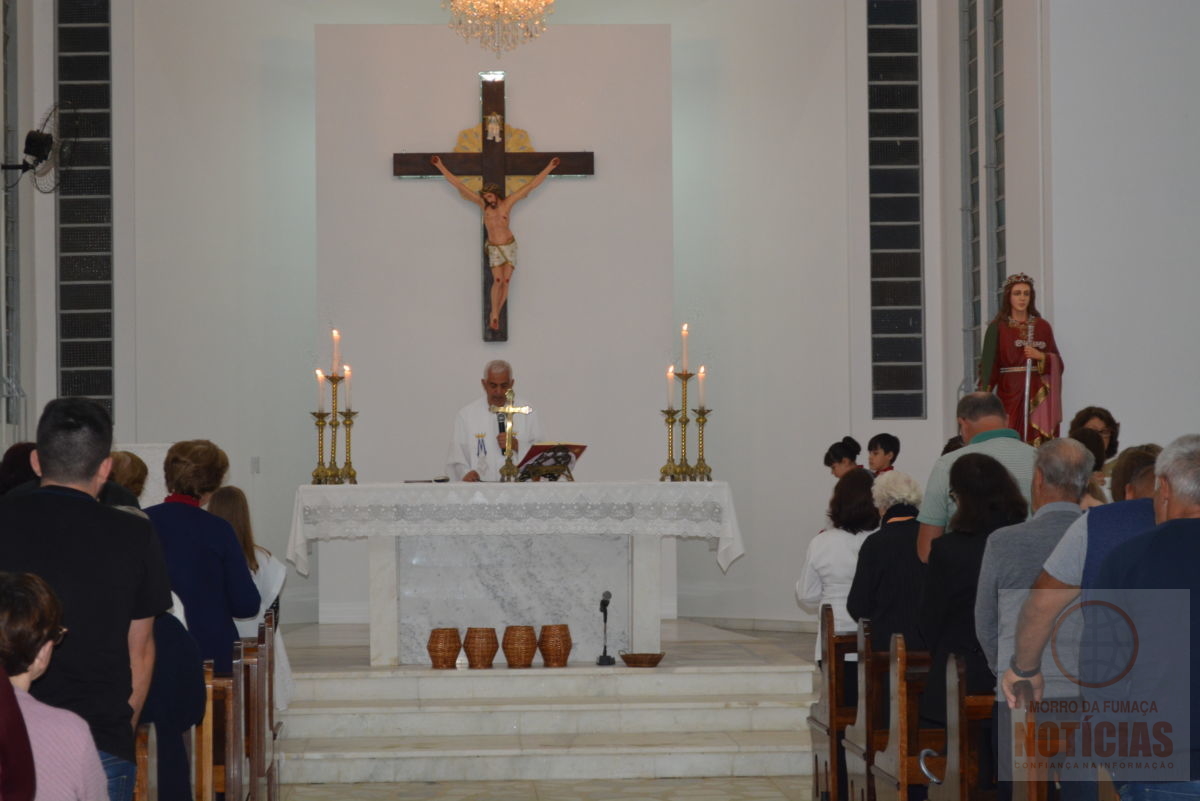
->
[279, 620, 816, 800]
[279, 775, 811, 800]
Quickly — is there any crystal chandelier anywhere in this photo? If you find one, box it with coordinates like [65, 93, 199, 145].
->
[444, 0, 555, 56]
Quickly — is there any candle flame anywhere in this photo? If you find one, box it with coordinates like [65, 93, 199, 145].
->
[315, 369, 325, 378]
[681, 324, 688, 334]
[699, 365, 706, 375]
[343, 365, 351, 375]
[667, 365, 675, 375]
[332, 329, 340, 338]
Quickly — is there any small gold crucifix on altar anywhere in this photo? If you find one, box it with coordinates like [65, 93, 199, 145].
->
[489, 388, 531, 482]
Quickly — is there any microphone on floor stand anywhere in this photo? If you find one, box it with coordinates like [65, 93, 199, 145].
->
[597, 591, 616, 666]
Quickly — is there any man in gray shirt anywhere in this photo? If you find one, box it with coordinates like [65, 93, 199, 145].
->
[974, 437, 1092, 692]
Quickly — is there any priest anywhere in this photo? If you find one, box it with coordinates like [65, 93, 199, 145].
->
[446, 360, 543, 482]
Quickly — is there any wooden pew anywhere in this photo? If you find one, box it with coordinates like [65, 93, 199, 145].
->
[133, 722, 157, 801]
[808, 604, 859, 801]
[261, 610, 281, 801]
[922, 653, 995, 801]
[842, 620, 890, 801]
[194, 645, 248, 801]
[870, 634, 943, 801]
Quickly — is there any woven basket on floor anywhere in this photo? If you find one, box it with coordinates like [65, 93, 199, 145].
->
[464, 627, 499, 669]
[537, 624, 573, 668]
[502, 625, 537, 669]
[427, 627, 462, 669]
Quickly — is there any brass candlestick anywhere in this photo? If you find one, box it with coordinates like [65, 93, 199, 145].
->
[693, 406, 713, 481]
[659, 408, 678, 481]
[326, 375, 344, 484]
[311, 412, 329, 484]
[675, 371, 694, 480]
[341, 410, 358, 484]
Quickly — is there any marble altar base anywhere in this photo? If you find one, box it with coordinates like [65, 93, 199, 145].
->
[397, 533, 630, 666]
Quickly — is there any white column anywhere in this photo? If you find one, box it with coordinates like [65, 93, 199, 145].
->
[368, 536, 399, 666]
[630, 534, 662, 653]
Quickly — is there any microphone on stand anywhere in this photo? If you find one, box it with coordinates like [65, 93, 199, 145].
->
[497, 413, 506, 433]
[597, 590, 616, 666]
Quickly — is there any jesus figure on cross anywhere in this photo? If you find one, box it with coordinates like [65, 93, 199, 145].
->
[432, 154, 560, 331]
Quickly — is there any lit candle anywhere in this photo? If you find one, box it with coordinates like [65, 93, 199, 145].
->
[698, 365, 707, 407]
[680, 324, 689, 373]
[331, 329, 341, 376]
[315, 369, 326, 412]
[343, 365, 352, 409]
[666, 365, 675, 409]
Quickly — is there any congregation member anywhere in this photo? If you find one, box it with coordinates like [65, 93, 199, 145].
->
[140, 610, 205, 801]
[0, 572, 107, 800]
[0, 442, 36, 496]
[1068, 427, 1109, 508]
[1086, 434, 1200, 794]
[847, 470, 926, 651]
[107, 451, 149, 502]
[145, 440, 259, 674]
[0, 398, 172, 801]
[998, 444, 1162, 709]
[973, 438, 1089, 684]
[916, 392, 1037, 562]
[0, 663, 35, 801]
[209, 485, 295, 708]
[919, 453, 1027, 726]
[822, 436, 862, 478]
[1068, 405, 1120, 466]
[797, 467, 878, 685]
[1110, 443, 1161, 503]
[446, 360, 543, 482]
[866, 432, 900, 476]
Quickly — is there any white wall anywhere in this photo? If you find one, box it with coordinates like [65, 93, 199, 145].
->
[1045, 0, 1200, 448]
[48, 0, 966, 626]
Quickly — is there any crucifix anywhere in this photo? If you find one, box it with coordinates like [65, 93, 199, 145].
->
[393, 71, 595, 342]
[489, 388, 531, 482]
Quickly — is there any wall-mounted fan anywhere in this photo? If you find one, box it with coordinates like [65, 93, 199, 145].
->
[2, 103, 80, 193]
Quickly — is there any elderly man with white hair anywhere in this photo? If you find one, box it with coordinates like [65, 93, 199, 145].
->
[446, 360, 544, 482]
[847, 470, 927, 652]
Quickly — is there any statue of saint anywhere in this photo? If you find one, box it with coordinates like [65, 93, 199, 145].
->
[979, 273, 1064, 444]
[431, 155, 559, 331]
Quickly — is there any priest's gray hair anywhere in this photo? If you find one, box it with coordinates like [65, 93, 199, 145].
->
[483, 359, 513, 380]
[872, 470, 922, 510]
[1156, 434, 1200, 505]
[1035, 437, 1092, 499]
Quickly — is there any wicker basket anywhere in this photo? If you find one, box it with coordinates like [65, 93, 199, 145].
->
[464, 627, 499, 669]
[619, 651, 665, 668]
[537, 624, 573, 668]
[502, 625, 537, 669]
[427, 627, 462, 669]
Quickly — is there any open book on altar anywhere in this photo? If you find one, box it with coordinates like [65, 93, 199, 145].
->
[517, 442, 587, 482]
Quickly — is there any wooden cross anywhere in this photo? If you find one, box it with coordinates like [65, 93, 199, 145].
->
[488, 388, 531, 482]
[392, 71, 595, 342]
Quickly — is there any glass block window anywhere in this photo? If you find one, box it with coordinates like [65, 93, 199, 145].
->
[987, 0, 1007, 302]
[3, 0, 21, 426]
[961, 0, 1006, 388]
[868, 0, 925, 419]
[57, 0, 113, 413]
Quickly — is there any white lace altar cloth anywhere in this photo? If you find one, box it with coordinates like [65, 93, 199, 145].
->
[286, 480, 743, 574]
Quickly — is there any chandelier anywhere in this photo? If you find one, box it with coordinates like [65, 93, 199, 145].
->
[444, 0, 555, 56]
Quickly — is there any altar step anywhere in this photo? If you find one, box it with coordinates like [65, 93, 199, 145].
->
[278, 663, 815, 782]
[279, 730, 810, 783]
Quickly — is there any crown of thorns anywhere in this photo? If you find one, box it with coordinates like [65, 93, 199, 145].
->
[1003, 272, 1035, 290]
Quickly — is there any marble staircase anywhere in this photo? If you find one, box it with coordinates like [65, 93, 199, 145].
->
[278, 660, 816, 783]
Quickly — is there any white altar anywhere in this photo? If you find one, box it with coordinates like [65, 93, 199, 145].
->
[287, 481, 744, 666]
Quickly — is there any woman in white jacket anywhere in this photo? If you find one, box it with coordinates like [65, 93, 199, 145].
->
[209, 486, 294, 709]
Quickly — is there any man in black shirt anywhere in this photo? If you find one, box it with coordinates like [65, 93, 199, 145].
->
[0, 398, 171, 801]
